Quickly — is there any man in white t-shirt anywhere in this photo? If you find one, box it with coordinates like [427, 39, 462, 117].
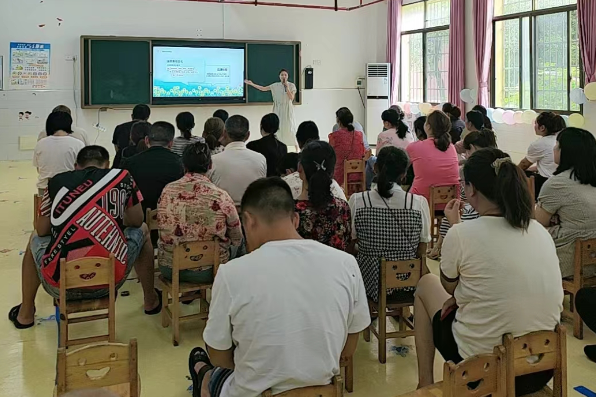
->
[188, 177, 370, 397]
[37, 105, 90, 145]
[33, 111, 85, 194]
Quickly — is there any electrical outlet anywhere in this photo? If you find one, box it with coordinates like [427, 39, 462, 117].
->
[65, 55, 75, 61]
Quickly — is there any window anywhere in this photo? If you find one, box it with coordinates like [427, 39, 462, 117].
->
[400, 0, 450, 103]
[493, 0, 580, 112]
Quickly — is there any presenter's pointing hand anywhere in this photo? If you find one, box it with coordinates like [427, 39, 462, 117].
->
[244, 79, 253, 85]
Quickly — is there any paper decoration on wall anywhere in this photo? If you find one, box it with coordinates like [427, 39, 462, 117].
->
[568, 113, 585, 128]
[10, 42, 50, 90]
[18, 110, 35, 121]
[522, 110, 537, 124]
[570, 88, 587, 105]
[585, 82, 596, 101]
[492, 109, 504, 124]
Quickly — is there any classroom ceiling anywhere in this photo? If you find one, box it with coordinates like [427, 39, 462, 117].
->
[177, 0, 384, 11]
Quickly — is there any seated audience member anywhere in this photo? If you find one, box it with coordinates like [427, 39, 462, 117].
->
[406, 111, 459, 203]
[122, 121, 184, 214]
[329, 108, 366, 196]
[518, 111, 565, 196]
[536, 128, 596, 278]
[414, 148, 563, 394]
[576, 287, 596, 362]
[332, 107, 370, 152]
[9, 146, 161, 329]
[112, 104, 151, 151]
[38, 105, 89, 145]
[403, 115, 428, 187]
[203, 117, 226, 155]
[455, 110, 493, 156]
[349, 146, 430, 303]
[277, 152, 299, 177]
[213, 109, 229, 123]
[112, 121, 151, 169]
[471, 104, 492, 131]
[209, 115, 267, 206]
[188, 177, 370, 397]
[158, 142, 243, 284]
[283, 121, 347, 201]
[295, 141, 351, 250]
[34, 111, 85, 195]
[247, 113, 287, 177]
[376, 108, 414, 151]
[172, 111, 204, 156]
[442, 103, 465, 143]
[428, 128, 498, 259]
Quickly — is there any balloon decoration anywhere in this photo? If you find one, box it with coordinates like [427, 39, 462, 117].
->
[403, 102, 411, 114]
[492, 109, 505, 124]
[487, 108, 495, 121]
[460, 89, 474, 104]
[562, 115, 570, 127]
[410, 103, 420, 114]
[585, 82, 596, 101]
[570, 88, 587, 105]
[568, 113, 585, 128]
[522, 110, 537, 124]
[470, 89, 478, 102]
[503, 110, 515, 125]
[419, 103, 433, 115]
[513, 111, 524, 124]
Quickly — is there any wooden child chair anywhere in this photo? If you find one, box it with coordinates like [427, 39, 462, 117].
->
[339, 356, 353, 393]
[343, 159, 366, 198]
[160, 239, 220, 346]
[502, 325, 567, 397]
[55, 339, 139, 397]
[428, 185, 458, 247]
[261, 375, 343, 397]
[57, 255, 116, 348]
[363, 256, 426, 364]
[563, 238, 596, 339]
[145, 208, 159, 273]
[397, 347, 506, 397]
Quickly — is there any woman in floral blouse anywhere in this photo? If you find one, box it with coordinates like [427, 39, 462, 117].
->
[295, 141, 351, 251]
[157, 141, 243, 283]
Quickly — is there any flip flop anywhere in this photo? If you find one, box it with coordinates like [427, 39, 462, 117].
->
[144, 289, 163, 315]
[8, 304, 35, 329]
[189, 347, 213, 397]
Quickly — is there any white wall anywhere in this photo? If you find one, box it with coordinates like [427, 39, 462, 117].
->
[0, 0, 387, 160]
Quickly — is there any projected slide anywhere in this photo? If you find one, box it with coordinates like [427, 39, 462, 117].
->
[153, 46, 245, 98]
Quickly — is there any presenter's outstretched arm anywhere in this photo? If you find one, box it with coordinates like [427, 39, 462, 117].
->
[244, 80, 271, 92]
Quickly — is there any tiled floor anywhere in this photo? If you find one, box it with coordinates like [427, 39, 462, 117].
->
[1, 160, 595, 397]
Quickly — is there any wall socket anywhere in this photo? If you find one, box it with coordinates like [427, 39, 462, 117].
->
[65, 55, 76, 61]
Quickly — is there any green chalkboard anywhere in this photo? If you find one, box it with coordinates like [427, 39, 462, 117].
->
[81, 37, 300, 107]
[246, 43, 299, 103]
[88, 40, 150, 106]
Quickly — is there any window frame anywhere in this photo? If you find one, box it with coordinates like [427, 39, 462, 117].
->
[399, 0, 450, 104]
[491, 3, 583, 114]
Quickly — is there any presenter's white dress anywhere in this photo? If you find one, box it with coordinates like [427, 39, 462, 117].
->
[269, 82, 297, 146]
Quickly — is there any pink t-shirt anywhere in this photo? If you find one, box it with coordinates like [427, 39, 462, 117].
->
[406, 139, 460, 202]
[376, 128, 415, 153]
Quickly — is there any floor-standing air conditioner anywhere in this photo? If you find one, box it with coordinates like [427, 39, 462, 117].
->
[365, 63, 391, 146]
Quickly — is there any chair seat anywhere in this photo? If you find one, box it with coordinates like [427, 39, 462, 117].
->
[396, 383, 442, 397]
[55, 296, 110, 313]
[159, 275, 213, 293]
[54, 382, 140, 397]
[563, 275, 596, 291]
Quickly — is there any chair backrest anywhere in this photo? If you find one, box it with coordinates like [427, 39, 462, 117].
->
[380, 258, 424, 291]
[261, 375, 343, 397]
[429, 184, 459, 212]
[60, 255, 116, 290]
[56, 339, 139, 396]
[575, 238, 596, 269]
[146, 208, 158, 232]
[502, 325, 567, 397]
[343, 159, 366, 196]
[442, 347, 506, 397]
[173, 239, 221, 275]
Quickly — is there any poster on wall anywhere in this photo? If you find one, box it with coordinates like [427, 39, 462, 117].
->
[9, 42, 50, 90]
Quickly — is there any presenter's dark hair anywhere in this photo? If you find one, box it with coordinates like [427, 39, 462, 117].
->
[261, 113, 280, 135]
[213, 109, 229, 123]
[46, 111, 73, 136]
[241, 177, 295, 223]
[554, 128, 596, 187]
[132, 104, 150, 121]
[76, 145, 109, 167]
[279, 69, 289, 75]
[382, 109, 408, 139]
[296, 121, 320, 149]
[225, 115, 250, 141]
[299, 141, 336, 209]
[148, 121, 175, 146]
[376, 146, 410, 199]
[336, 107, 355, 132]
[176, 112, 195, 140]
[183, 141, 211, 174]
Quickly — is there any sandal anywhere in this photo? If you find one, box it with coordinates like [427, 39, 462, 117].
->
[8, 304, 35, 329]
[189, 347, 213, 397]
[426, 247, 441, 260]
[144, 289, 163, 315]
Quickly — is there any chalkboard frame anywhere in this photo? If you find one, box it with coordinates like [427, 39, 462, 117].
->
[80, 36, 301, 109]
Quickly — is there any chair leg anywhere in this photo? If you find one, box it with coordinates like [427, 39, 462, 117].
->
[172, 295, 180, 346]
[574, 310, 584, 340]
[59, 313, 68, 348]
[378, 310, 387, 364]
[161, 290, 169, 328]
[399, 308, 405, 332]
[345, 356, 354, 393]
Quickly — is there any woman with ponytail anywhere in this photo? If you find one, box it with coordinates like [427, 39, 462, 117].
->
[172, 112, 203, 156]
[442, 103, 466, 143]
[202, 117, 225, 155]
[295, 141, 351, 250]
[414, 148, 563, 394]
[349, 146, 431, 302]
[329, 108, 366, 195]
[406, 110, 459, 202]
[377, 108, 415, 151]
[247, 113, 288, 177]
